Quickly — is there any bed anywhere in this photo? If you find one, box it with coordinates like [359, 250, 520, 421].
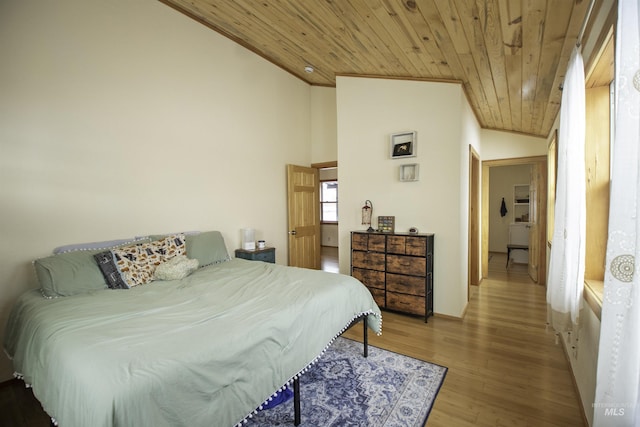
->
[3, 231, 382, 426]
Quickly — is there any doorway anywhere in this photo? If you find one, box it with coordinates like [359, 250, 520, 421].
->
[489, 164, 532, 267]
[468, 146, 481, 296]
[481, 156, 547, 285]
[313, 161, 339, 273]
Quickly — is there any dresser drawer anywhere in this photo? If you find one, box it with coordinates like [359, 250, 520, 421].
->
[235, 247, 275, 263]
[386, 273, 425, 296]
[367, 234, 386, 252]
[254, 251, 274, 263]
[352, 268, 385, 289]
[386, 254, 426, 276]
[351, 233, 369, 251]
[386, 235, 407, 254]
[352, 232, 386, 252]
[387, 291, 425, 316]
[352, 251, 385, 271]
[406, 236, 427, 256]
[386, 235, 427, 256]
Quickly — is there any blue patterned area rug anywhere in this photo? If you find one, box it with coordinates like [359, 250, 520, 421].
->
[247, 337, 448, 427]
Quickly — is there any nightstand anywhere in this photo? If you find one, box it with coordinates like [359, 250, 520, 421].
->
[235, 247, 276, 263]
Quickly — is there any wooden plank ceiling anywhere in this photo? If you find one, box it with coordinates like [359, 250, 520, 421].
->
[160, 0, 592, 138]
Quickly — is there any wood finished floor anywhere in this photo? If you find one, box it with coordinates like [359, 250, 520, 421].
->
[344, 252, 585, 426]
[0, 252, 584, 426]
[320, 245, 339, 273]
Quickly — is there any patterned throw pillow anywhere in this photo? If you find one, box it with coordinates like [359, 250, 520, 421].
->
[109, 234, 186, 288]
[94, 251, 130, 289]
[154, 255, 199, 281]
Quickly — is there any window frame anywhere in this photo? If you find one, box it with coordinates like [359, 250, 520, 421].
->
[320, 179, 338, 224]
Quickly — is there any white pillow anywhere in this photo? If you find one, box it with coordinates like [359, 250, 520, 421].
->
[154, 255, 199, 281]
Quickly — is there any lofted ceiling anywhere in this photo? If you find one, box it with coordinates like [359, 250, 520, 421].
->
[160, 0, 595, 138]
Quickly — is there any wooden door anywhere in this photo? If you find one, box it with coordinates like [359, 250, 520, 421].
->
[528, 177, 539, 282]
[527, 161, 547, 283]
[286, 164, 321, 269]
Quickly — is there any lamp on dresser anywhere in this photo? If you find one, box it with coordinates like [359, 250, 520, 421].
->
[361, 200, 374, 232]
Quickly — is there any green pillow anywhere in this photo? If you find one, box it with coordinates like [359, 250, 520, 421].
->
[186, 231, 230, 267]
[35, 249, 110, 298]
[35, 239, 150, 298]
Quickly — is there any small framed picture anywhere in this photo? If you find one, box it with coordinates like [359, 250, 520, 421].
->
[400, 164, 419, 182]
[390, 131, 417, 159]
[377, 216, 395, 233]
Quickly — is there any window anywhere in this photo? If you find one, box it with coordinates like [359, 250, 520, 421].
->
[583, 29, 613, 282]
[320, 180, 338, 223]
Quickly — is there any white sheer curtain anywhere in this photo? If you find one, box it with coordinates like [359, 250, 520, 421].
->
[546, 46, 586, 333]
[594, 0, 640, 424]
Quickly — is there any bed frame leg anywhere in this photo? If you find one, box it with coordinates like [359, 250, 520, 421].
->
[363, 314, 368, 358]
[293, 377, 301, 426]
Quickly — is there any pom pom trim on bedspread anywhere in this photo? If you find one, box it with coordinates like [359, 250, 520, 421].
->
[8, 310, 382, 427]
[9, 369, 60, 426]
[234, 309, 383, 426]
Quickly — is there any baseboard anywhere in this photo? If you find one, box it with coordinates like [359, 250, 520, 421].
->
[433, 311, 465, 321]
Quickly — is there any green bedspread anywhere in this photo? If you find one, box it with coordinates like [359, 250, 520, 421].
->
[4, 259, 381, 427]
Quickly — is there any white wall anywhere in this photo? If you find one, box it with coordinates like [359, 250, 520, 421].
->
[489, 165, 532, 253]
[460, 92, 483, 286]
[0, 0, 312, 381]
[461, 97, 483, 155]
[482, 129, 548, 160]
[336, 76, 471, 318]
[321, 224, 339, 247]
[311, 87, 338, 163]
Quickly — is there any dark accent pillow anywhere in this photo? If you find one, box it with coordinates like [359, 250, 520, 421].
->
[94, 251, 129, 289]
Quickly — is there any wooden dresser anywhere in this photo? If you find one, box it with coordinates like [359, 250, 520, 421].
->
[351, 231, 434, 322]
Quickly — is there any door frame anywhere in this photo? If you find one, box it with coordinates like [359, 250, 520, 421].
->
[468, 146, 481, 294]
[312, 161, 339, 269]
[481, 156, 547, 285]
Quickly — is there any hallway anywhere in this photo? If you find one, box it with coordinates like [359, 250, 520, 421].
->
[320, 246, 339, 273]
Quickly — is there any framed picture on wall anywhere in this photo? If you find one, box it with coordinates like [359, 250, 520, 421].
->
[399, 163, 419, 181]
[390, 131, 417, 159]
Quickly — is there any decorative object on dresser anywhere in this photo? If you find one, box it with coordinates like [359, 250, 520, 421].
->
[235, 246, 276, 263]
[361, 200, 374, 232]
[377, 216, 395, 233]
[351, 231, 434, 322]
